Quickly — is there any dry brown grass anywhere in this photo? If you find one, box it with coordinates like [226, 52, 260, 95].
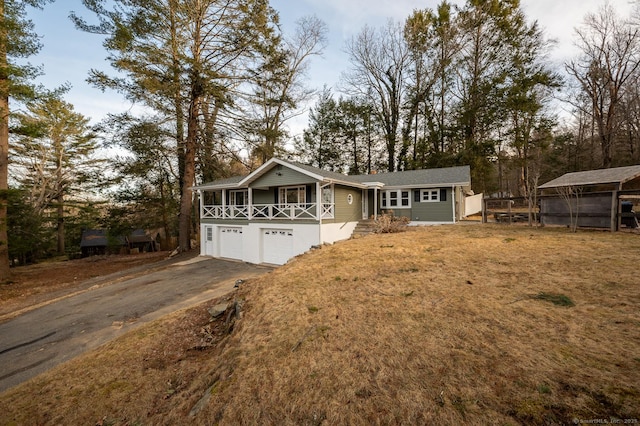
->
[1, 225, 639, 425]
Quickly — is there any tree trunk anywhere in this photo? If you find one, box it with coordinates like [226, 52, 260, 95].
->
[0, 0, 11, 280]
[178, 76, 201, 252]
[56, 195, 65, 254]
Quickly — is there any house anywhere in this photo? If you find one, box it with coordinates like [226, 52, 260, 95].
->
[79, 229, 126, 257]
[127, 229, 159, 253]
[538, 164, 640, 230]
[193, 158, 472, 265]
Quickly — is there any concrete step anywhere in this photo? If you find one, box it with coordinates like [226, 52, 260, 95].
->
[352, 220, 376, 237]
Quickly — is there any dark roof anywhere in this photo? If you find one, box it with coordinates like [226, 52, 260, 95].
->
[192, 175, 246, 190]
[128, 229, 154, 244]
[539, 165, 640, 189]
[80, 229, 108, 248]
[351, 165, 471, 187]
[287, 161, 365, 185]
[193, 158, 471, 189]
[80, 229, 126, 247]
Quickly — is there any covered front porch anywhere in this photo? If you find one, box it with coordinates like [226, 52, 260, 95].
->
[198, 182, 336, 221]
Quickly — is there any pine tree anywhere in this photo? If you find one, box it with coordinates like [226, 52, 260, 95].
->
[74, 0, 277, 251]
[0, 0, 54, 279]
[11, 96, 101, 254]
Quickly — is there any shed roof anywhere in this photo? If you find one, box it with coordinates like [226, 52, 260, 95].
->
[539, 165, 640, 189]
[80, 229, 126, 247]
[80, 229, 108, 248]
[127, 229, 154, 244]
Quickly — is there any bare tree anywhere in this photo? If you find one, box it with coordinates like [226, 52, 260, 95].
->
[342, 20, 409, 172]
[566, 4, 640, 169]
[247, 15, 328, 163]
[556, 185, 583, 232]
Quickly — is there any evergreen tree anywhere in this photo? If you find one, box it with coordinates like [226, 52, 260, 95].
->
[0, 0, 54, 279]
[11, 96, 101, 254]
[74, 0, 277, 251]
[296, 87, 343, 171]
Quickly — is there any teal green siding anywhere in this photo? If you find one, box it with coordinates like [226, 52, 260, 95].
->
[382, 188, 453, 222]
[333, 185, 362, 223]
[251, 186, 317, 204]
[252, 188, 276, 204]
[252, 166, 317, 188]
[409, 188, 453, 222]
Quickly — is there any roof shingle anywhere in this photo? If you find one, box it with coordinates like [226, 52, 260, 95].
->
[539, 165, 640, 189]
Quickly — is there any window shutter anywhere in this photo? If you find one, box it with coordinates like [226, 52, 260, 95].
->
[414, 190, 420, 202]
[440, 189, 447, 202]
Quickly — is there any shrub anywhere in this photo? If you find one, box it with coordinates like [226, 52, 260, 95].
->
[373, 211, 410, 233]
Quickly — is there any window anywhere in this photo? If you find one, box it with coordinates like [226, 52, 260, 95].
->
[206, 227, 213, 242]
[279, 186, 306, 204]
[381, 190, 411, 208]
[322, 186, 332, 204]
[421, 189, 440, 202]
[229, 190, 248, 205]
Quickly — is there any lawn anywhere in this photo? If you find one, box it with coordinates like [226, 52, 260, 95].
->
[1, 224, 639, 425]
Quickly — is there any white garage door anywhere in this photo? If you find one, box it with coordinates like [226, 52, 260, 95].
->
[262, 229, 293, 265]
[219, 227, 243, 260]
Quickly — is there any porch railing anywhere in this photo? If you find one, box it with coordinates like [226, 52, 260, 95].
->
[202, 203, 335, 220]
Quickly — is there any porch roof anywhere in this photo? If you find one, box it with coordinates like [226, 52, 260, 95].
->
[192, 175, 246, 190]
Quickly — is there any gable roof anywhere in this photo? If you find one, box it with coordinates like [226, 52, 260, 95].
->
[539, 165, 640, 189]
[192, 158, 471, 190]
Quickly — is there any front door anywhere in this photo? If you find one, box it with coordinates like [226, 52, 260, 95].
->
[203, 225, 214, 256]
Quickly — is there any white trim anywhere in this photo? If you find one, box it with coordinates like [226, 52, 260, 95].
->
[420, 189, 440, 202]
[381, 189, 412, 209]
[239, 158, 325, 186]
[229, 189, 248, 206]
[451, 185, 456, 222]
[278, 185, 306, 204]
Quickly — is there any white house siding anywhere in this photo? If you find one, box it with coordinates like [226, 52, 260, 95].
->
[320, 221, 358, 244]
[200, 222, 322, 265]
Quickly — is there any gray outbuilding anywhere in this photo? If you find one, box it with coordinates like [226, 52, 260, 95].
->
[538, 165, 640, 230]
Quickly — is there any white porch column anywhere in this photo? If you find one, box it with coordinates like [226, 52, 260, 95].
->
[316, 181, 322, 222]
[248, 187, 253, 219]
[374, 187, 378, 220]
[222, 189, 226, 218]
[451, 185, 456, 222]
[198, 190, 203, 218]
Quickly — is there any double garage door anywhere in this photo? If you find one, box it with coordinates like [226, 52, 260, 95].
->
[215, 226, 293, 265]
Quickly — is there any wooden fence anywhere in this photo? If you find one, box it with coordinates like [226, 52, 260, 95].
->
[482, 190, 640, 231]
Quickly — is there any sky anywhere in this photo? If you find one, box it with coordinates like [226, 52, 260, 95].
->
[26, 0, 637, 140]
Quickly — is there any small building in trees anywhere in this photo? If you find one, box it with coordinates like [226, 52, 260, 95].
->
[127, 229, 158, 253]
[80, 229, 126, 257]
[538, 165, 640, 231]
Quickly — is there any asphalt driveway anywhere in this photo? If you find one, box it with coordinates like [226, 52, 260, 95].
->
[0, 256, 272, 393]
